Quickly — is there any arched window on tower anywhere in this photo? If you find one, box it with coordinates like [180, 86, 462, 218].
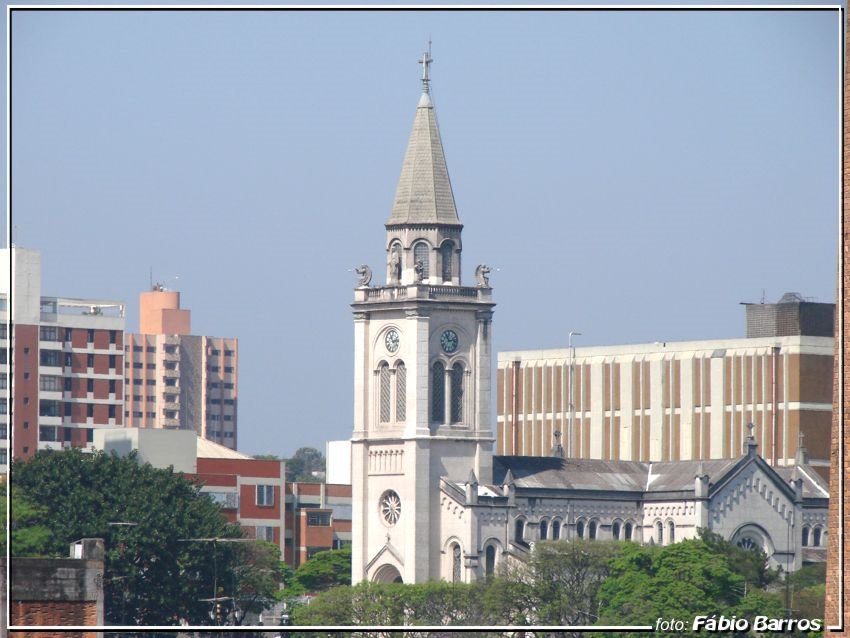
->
[656, 521, 664, 545]
[485, 544, 496, 578]
[450, 363, 464, 424]
[414, 242, 430, 281]
[551, 519, 561, 540]
[432, 362, 445, 424]
[440, 241, 454, 282]
[539, 519, 548, 540]
[813, 526, 822, 547]
[667, 521, 675, 544]
[624, 522, 633, 541]
[396, 362, 406, 422]
[452, 543, 462, 583]
[515, 518, 526, 545]
[379, 363, 391, 423]
[802, 526, 810, 547]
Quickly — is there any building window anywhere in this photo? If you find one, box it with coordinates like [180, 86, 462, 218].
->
[134, 379, 143, 386]
[539, 520, 548, 540]
[38, 400, 61, 417]
[307, 511, 331, 526]
[147, 379, 156, 386]
[87, 354, 94, 368]
[0, 324, 7, 339]
[224, 349, 234, 357]
[210, 366, 220, 372]
[0, 449, 7, 465]
[813, 527, 822, 547]
[396, 362, 406, 421]
[146, 346, 155, 353]
[146, 411, 156, 418]
[86, 404, 94, 418]
[109, 379, 116, 394]
[87, 329, 95, 343]
[656, 521, 664, 545]
[165, 378, 177, 387]
[133, 362, 143, 369]
[133, 395, 142, 402]
[164, 345, 177, 354]
[452, 543, 462, 583]
[0, 374, 6, 389]
[146, 363, 156, 370]
[224, 366, 233, 373]
[224, 382, 234, 389]
[40, 350, 61, 367]
[485, 545, 496, 578]
[146, 396, 156, 403]
[65, 328, 73, 342]
[108, 405, 116, 419]
[223, 415, 233, 422]
[667, 521, 675, 544]
[431, 362, 445, 423]
[440, 241, 453, 281]
[109, 330, 117, 344]
[552, 520, 561, 540]
[87, 378, 94, 393]
[39, 425, 57, 442]
[256, 485, 275, 507]
[133, 346, 143, 353]
[379, 364, 391, 423]
[588, 520, 598, 540]
[612, 521, 621, 540]
[39, 326, 60, 341]
[255, 526, 275, 542]
[0, 425, 7, 439]
[515, 518, 525, 544]
[624, 522, 633, 541]
[576, 520, 585, 539]
[39, 375, 62, 391]
[413, 242, 430, 280]
[109, 355, 116, 369]
[450, 363, 464, 424]
[802, 526, 810, 547]
[164, 362, 177, 371]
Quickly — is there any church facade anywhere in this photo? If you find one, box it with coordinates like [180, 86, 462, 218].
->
[350, 52, 828, 585]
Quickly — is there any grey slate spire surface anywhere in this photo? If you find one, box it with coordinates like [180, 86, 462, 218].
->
[386, 48, 461, 227]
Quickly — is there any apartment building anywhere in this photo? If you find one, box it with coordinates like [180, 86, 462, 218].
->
[124, 286, 238, 449]
[2, 247, 125, 467]
[497, 295, 833, 478]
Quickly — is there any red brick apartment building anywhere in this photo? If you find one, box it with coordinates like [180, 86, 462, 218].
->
[95, 429, 353, 569]
[3, 248, 125, 467]
[285, 482, 352, 566]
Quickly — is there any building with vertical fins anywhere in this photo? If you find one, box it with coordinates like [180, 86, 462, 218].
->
[496, 294, 834, 479]
[124, 286, 238, 449]
[349, 49, 827, 586]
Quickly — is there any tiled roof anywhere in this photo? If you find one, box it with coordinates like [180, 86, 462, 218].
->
[386, 91, 461, 227]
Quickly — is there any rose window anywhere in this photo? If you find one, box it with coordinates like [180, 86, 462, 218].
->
[380, 490, 401, 526]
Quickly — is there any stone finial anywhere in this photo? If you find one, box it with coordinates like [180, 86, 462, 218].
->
[475, 264, 491, 288]
[355, 264, 372, 287]
[467, 469, 478, 486]
[550, 430, 564, 458]
[795, 430, 809, 465]
[744, 422, 758, 457]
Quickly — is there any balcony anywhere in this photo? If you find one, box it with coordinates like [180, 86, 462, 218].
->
[355, 283, 492, 304]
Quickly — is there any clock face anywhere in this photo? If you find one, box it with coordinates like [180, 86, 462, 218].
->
[385, 329, 400, 353]
[440, 330, 459, 353]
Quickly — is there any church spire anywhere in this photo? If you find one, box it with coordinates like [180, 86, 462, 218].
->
[386, 44, 461, 227]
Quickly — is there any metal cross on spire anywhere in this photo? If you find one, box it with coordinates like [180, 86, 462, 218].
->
[419, 40, 433, 94]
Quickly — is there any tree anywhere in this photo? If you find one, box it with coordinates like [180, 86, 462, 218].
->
[597, 537, 782, 636]
[8, 485, 51, 557]
[11, 449, 253, 626]
[285, 447, 325, 483]
[293, 545, 351, 593]
[527, 540, 621, 627]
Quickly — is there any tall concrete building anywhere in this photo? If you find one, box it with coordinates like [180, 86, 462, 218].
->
[497, 295, 833, 478]
[124, 286, 238, 449]
[1, 247, 125, 467]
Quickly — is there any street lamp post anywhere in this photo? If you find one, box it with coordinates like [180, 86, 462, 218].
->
[568, 331, 582, 459]
[179, 537, 253, 625]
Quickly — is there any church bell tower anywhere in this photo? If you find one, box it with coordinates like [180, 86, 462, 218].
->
[351, 47, 495, 584]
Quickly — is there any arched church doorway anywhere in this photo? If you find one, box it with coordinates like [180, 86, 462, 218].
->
[372, 563, 403, 584]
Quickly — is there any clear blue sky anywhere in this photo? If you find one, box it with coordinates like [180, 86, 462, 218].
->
[9, 6, 840, 458]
